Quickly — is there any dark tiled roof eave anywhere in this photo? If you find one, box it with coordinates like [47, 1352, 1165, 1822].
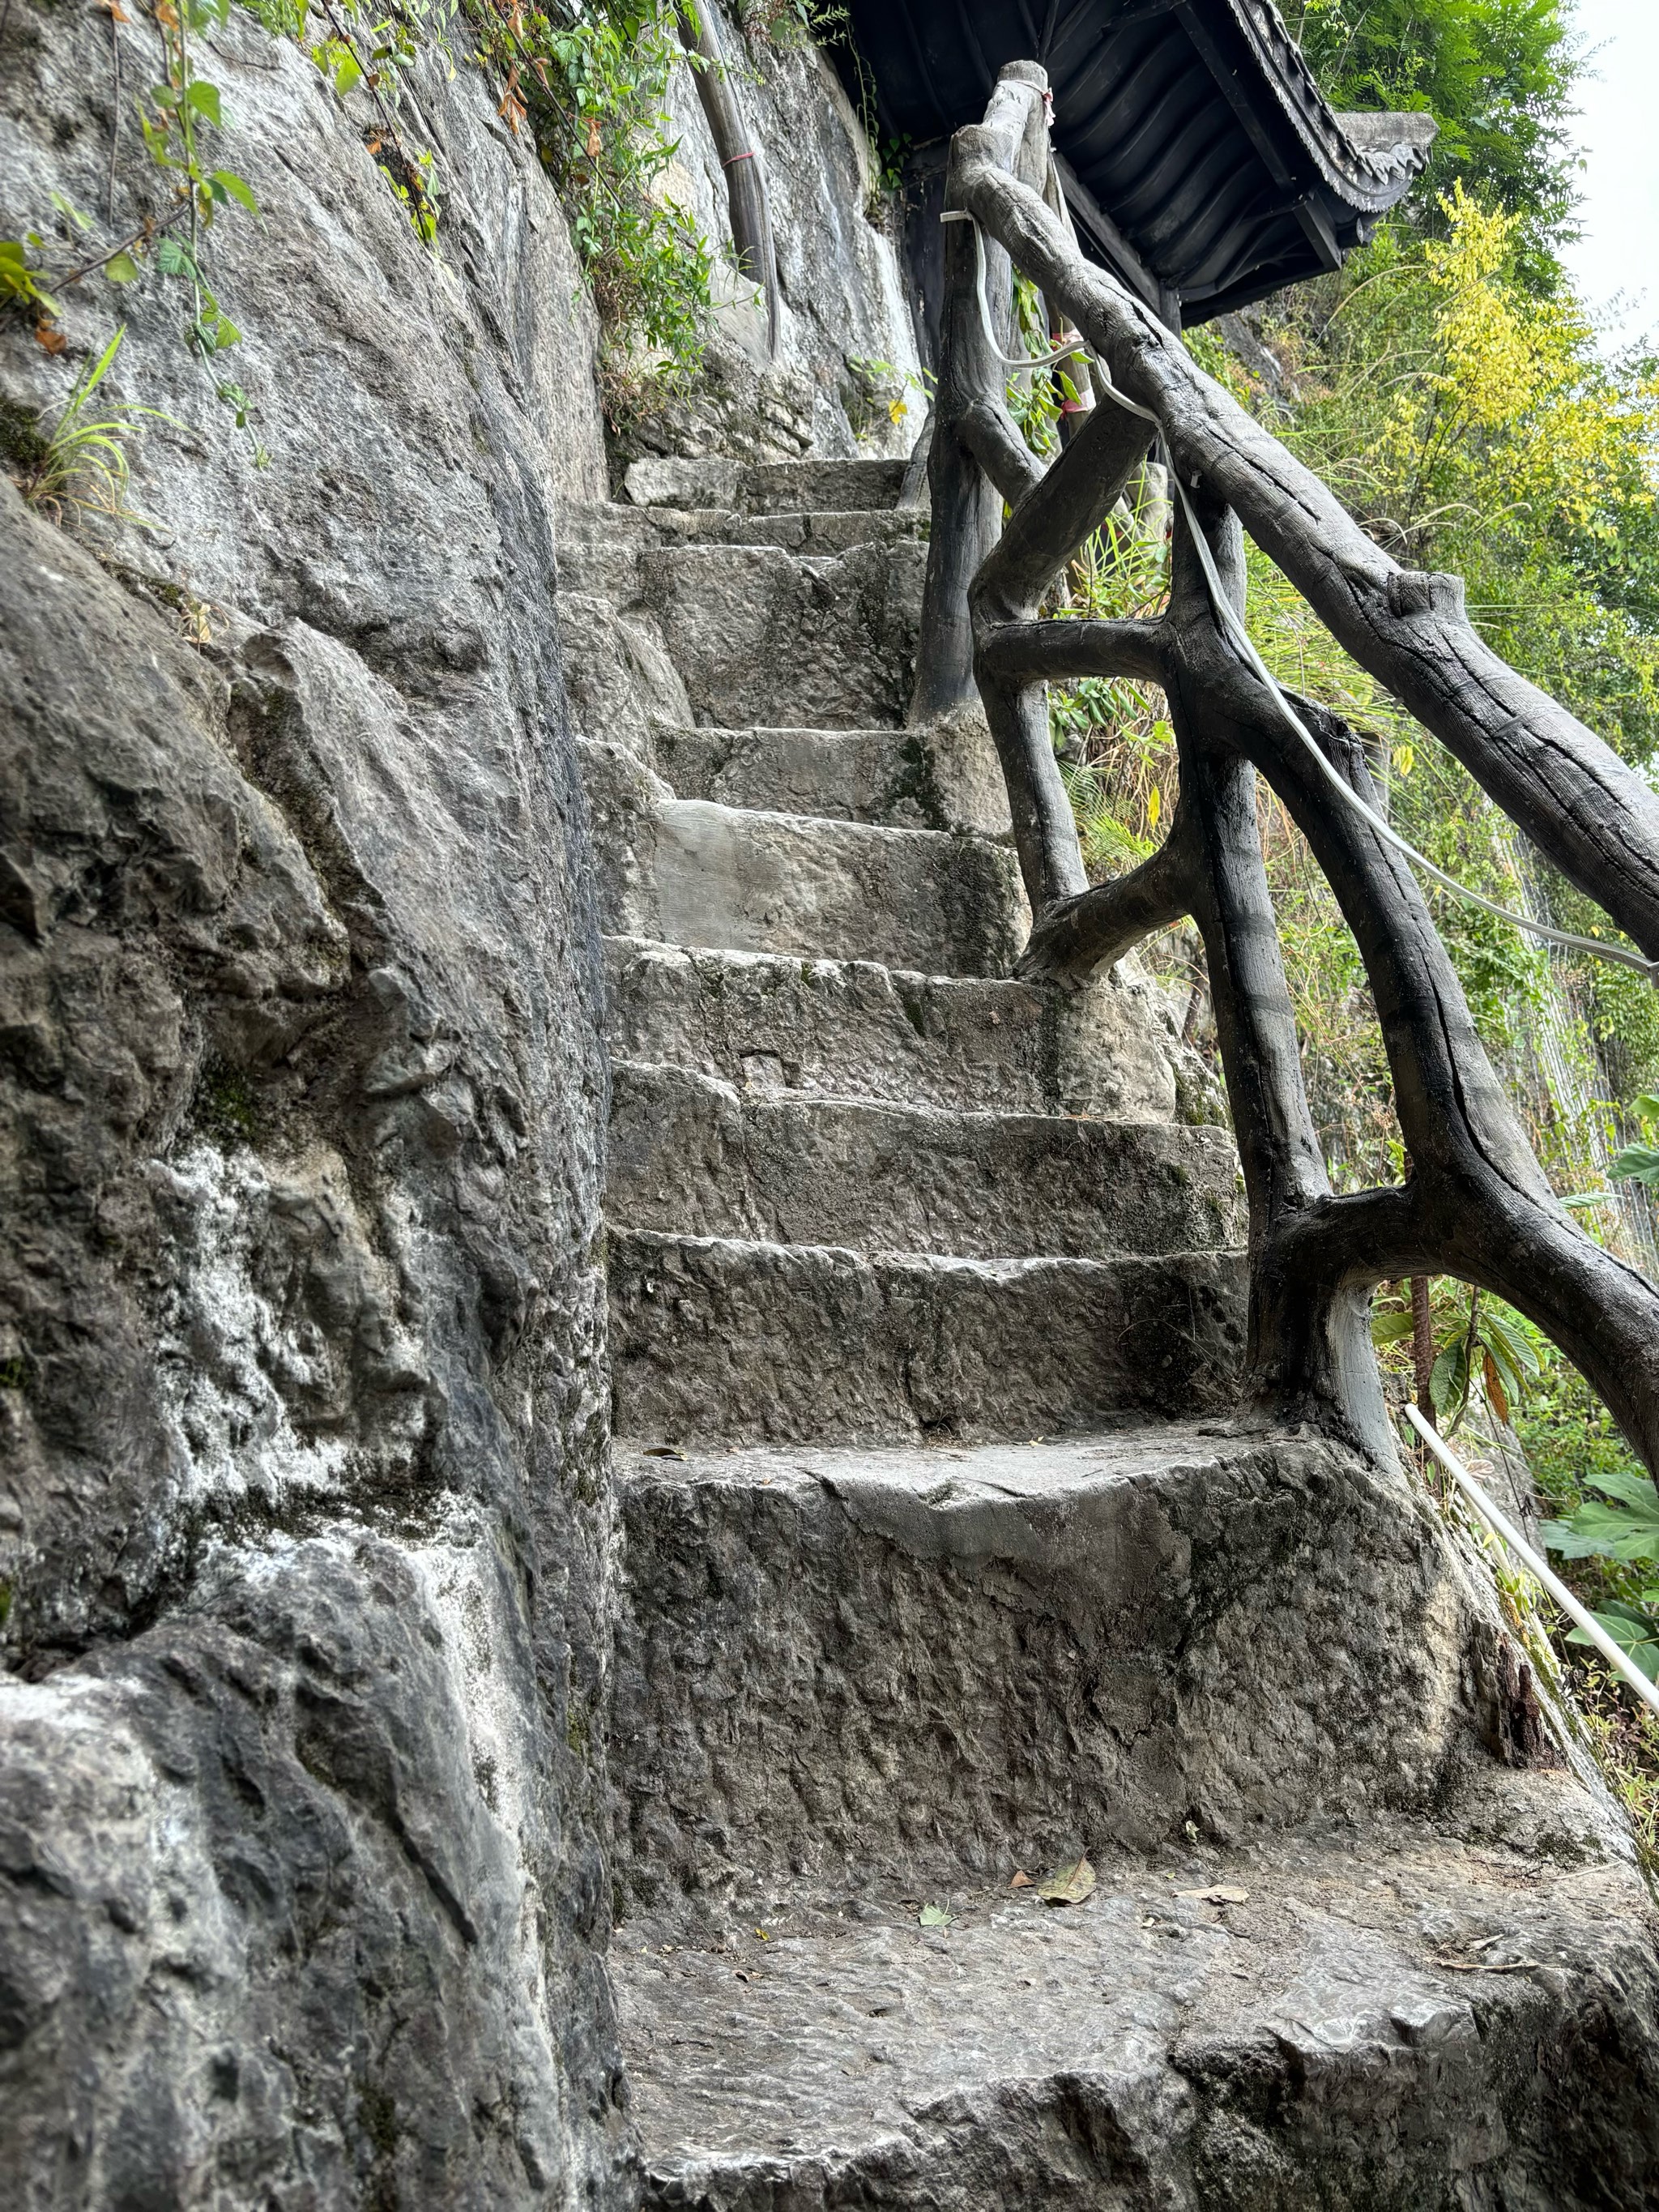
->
[846, 0, 1435, 322]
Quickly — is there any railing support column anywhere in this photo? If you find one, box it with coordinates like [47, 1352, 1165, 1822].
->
[909, 62, 1049, 728]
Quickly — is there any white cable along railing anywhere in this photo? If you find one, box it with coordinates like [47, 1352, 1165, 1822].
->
[1405, 1406, 1659, 1725]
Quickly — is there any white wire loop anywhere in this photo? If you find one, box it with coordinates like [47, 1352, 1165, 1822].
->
[940, 210, 1085, 369]
[944, 207, 1659, 984]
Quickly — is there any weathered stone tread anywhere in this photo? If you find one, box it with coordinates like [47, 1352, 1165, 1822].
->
[608, 1061, 1243, 1258]
[608, 1231, 1244, 1444]
[583, 761, 1028, 977]
[646, 721, 1007, 835]
[611, 1429, 1500, 1912]
[614, 1822, 1659, 2211]
[603, 937, 1202, 1122]
[624, 455, 908, 514]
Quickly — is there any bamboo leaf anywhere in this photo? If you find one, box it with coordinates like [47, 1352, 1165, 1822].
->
[1371, 1309, 1417, 1346]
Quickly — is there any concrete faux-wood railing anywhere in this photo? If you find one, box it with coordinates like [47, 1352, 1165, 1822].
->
[917, 59, 1659, 1480]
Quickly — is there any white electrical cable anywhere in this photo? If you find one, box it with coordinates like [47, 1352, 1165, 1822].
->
[940, 209, 1087, 370]
[1405, 1405, 1659, 1723]
[945, 208, 1659, 984]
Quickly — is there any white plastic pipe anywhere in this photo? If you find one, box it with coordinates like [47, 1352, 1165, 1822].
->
[1405, 1403, 1659, 1722]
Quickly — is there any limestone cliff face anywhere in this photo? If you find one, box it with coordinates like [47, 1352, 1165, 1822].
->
[0, 7, 626, 2206]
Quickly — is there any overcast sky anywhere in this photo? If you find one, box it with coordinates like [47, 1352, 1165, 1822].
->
[1563, 1, 1659, 348]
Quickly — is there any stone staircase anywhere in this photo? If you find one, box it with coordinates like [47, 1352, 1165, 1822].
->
[565, 459, 1659, 2207]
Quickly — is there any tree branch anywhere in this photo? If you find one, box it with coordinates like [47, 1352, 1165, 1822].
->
[978, 616, 1166, 684]
[974, 385, 1154, 621]
[1017, 799, 1196, 982]
[960, 397, 1047, 508]
[1179, 609, 1659, 1476]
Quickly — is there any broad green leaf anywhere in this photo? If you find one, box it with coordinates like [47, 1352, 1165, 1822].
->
[918, 1902, 951, 1927]
[1583, 1465, 1659, 1513]
[333, 51, 363, 97]
[1541, 1494, 1659, 1565]
[208, 169, 259, 214]
[156, 237, 194, 277]
[1611, 1143, 1659, 1189]
[1371, 1310, 1417, 1347]
[1567, 1602, 1659, 1682]
[1482, 1309, 1540, 1377]
[185, 80, 224, 126]
[104, 250, 142, 284]
[1430, 1341, 1467, 1424]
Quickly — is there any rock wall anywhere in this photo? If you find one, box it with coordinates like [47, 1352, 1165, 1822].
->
[0, 9, 625, 2207]
[627, 6, 925, 463]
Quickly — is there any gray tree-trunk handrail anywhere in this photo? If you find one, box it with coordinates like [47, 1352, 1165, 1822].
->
[917, 60, 1659, 1486]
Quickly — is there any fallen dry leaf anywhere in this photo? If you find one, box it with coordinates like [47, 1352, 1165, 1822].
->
[34, 321, 66, 356]
[643, 1445, 687, 1460]
[1179, 1885, 1249, 1906]
[1009, 1869, 1034, 1890]
[1037, 1855, 1095, 1907]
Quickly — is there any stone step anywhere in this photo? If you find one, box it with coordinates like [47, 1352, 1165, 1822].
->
[608, 1063, 1244, 1259]
[612, 1814, 1659, 2210]
[563, 538, 923, 729]
[648, 715, 1008, 836]
[607, 1231, 1244, 1446]
[624, 454, 908, 514]
[603, 938, 1210, 1124]
[561, 501, 923, 557]
[609, 1427, 1496, 1915]
[582, 747, 1027, 978]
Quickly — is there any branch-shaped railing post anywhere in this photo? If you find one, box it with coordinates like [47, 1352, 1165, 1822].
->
[909, 62, 1050, 727]
[916, 64, 1659, 1483]
[953, 142, 1659, 962]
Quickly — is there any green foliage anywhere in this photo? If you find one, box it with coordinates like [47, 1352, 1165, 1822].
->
[1576, 1667, 1659, 1860]
[12, 327, 172, 528]
[1542, 1463, 1659, 1564]
[1541, 1463, 1659, 1682]
[1267, 196, 1659, 763]
[842, 354, 927, 442]
[1572, 1602, 1659, 1682]
[196, 1059, 260, 1145]
[458, 0, 714, 395]
[1520, 1358, 1659, 1674]
[1283, 0, 1578, 272]
[1611, 1098, 1659, 1190]
[0, 237, 59, 318]
[1371, 1281, 1542, 1428]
